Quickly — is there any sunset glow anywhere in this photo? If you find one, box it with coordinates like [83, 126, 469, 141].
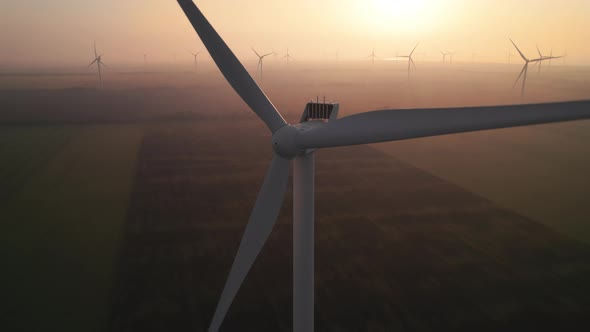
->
[1, 0, 589, 65]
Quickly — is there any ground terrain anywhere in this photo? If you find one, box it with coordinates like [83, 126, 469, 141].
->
[1, 62, 589, 331]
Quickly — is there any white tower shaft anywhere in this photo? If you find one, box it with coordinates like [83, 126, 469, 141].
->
[293, 152, 315, 332]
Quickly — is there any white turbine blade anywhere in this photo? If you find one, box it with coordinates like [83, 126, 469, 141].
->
[536, 45, 543, 58]
[510, 38, 529, 62]
[88, 59, 97, 67]
[208, 154, 290, 332]
[177, 0, 286, 133]
[99, 60, 109, 68]
[296, 100, 590, 149]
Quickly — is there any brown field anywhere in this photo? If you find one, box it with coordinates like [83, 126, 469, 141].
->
[109, 119, 590, 331]
[1, 62, 590, 331]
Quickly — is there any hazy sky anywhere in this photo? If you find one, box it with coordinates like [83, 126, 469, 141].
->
[1, 0, 589, 67]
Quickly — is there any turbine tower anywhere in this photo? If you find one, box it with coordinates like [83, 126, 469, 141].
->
[396, 43, 419, 80]
[252, 47, 274, 80]
[176, 2, 590, 331]
[88, 41, 107, 89]
[282, 48, 294, 64]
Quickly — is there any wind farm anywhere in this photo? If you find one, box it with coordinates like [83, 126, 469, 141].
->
[2, 1, 590, 332]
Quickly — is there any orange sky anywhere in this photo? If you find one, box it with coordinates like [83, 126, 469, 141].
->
[1, 0, 589, 67]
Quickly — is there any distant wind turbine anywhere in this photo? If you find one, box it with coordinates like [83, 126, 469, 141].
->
[396, 43, 419, 80]
[510, 39, 561, 96]
[88, 41, 107, 89]
[176, 2, 590, 331]
[440, 51, 448, 63]
[252, 48, 274, 81]
[190, 50, 202, 71]
[282, 48, 294, 64]
[143, 53, 147, 65]
[367, 48, 377, 65]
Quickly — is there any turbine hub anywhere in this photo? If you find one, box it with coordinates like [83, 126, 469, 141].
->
[272, 125, 302, 159]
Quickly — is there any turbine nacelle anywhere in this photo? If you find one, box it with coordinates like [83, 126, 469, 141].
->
[272, 102, 340, 159]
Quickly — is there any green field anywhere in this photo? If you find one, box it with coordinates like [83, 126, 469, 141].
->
[1, 124, 143, 332]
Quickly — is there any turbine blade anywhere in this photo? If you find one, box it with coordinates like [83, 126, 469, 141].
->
[88, 59, 97, 67]
[251, 47, 261, 58]
[295, 100, 590, 149]
[409, 42, 420, 57]
[512, 64, 527, 88]
[208, 154, 290, 332]
[99, 60, 109, 68]
[177, 0, 286, 133]
[94, 41, 98, 58]
[510, 38, 528, 62]
[536, 45, 543, 58]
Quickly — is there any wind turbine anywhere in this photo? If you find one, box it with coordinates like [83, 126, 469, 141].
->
[252, 47, 274, 80]
[367, 48, 377, 65]
[282, 48, 294, 64]
[190, 50, 202, 71]
[440, 51, 448, 63]
[396, 42, 419, 80]
[143, 53, 148, 65]
[176, 2, 590, 331]
[537, 45, 562, 71]
[88, 41, 107, 89]
[510, 39, 561, 96]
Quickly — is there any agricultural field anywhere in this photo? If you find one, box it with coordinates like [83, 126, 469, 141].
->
[1, 64, 589, 331]
[1, 124, 143, 332]
[109, 119, 590, 332]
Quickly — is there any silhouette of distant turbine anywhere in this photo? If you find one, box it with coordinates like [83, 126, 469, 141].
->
[88, 41, 108, 89]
